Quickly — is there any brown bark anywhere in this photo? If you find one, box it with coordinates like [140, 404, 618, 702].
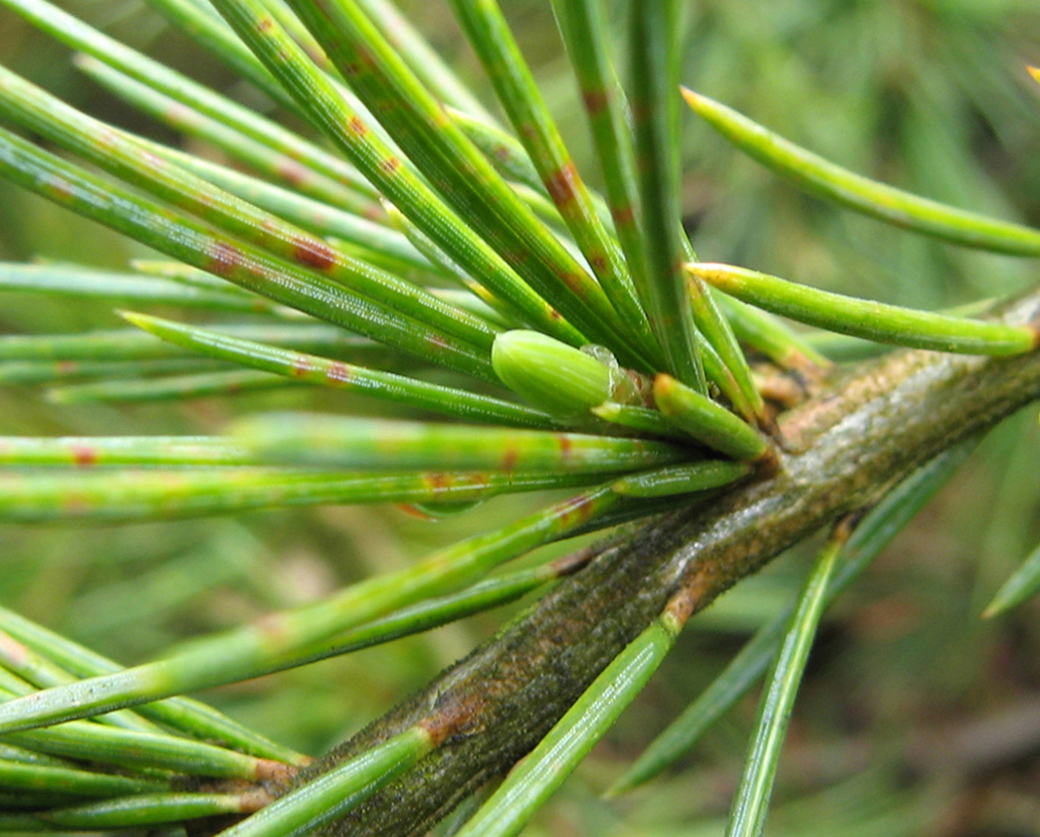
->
[294, 290, 1040, 836]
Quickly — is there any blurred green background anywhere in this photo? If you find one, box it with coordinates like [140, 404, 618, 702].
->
[3, 0, 1040, 834]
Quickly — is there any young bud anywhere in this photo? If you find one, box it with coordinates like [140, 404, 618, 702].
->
[492, 330, 614, 420]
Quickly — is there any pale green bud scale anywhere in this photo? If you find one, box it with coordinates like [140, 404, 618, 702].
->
[492, 330, 621, 420]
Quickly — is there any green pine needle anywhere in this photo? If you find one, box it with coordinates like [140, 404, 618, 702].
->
[683, 87, 1040, 257]
[724, 527, 846, 837]
[690, 263, 1038, 356]
[983, 539, 1040, 618]
[454, 600, 687, 837]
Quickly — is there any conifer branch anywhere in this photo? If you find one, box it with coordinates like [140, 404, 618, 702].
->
[287, 288, 1040, 837]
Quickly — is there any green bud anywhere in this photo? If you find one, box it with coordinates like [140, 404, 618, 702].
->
[492, 330, 612, 419]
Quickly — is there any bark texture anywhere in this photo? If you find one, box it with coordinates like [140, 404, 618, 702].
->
[295, 290, 1040, 836]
